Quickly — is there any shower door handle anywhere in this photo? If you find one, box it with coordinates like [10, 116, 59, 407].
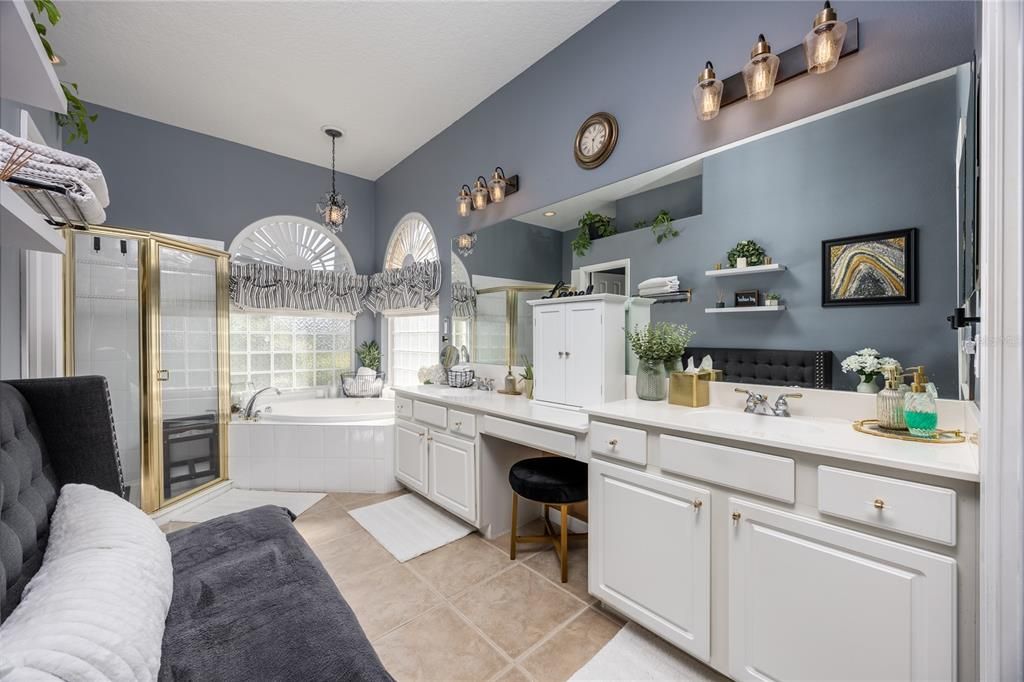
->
[157, 369, 170, 382]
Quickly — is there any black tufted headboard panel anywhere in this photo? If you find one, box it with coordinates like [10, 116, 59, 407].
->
[682, 348, 833, 389]
[0, 376, 125, 623]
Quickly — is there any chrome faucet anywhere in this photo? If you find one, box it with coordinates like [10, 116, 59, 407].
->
[244, 386, 281, 420]
[734, 388, 803, 417]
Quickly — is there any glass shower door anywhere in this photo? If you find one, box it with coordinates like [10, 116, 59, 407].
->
[154, 243, 226, 505]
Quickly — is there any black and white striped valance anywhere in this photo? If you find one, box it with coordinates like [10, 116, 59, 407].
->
[364, 260, 443, 314]
[451, 281, 476, 319]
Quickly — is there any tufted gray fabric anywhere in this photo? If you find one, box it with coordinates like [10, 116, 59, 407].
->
[0, 377, 124, 623]
[682, 347, 833, 389]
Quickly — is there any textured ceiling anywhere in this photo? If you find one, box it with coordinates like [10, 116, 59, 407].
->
[50, 1, 612, 179]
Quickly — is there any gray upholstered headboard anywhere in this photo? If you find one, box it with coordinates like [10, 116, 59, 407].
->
[682, 348, 833, 389]
[0, 376, 125, 623]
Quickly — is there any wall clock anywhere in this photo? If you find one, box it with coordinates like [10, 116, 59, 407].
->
[574, 112, 619, 170]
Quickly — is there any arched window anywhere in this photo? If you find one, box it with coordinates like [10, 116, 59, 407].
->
[383, 213, 440, 386]
[229, 215, 356, 273]
[383, 213, 438, 270]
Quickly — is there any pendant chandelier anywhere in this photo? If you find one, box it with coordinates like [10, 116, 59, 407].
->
[316, 126, 349, 234]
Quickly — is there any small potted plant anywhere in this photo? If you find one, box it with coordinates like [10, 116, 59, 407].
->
[765, 292, 781, 307]
[840, 348, 899, 393]
[650, 209, 680, 244]
[356, 340, 381, 371]
[571, 211, 616, 257]
[627, 323, 695, 401]
[519, 354, 534, 399]
[727, 240, 766, 268]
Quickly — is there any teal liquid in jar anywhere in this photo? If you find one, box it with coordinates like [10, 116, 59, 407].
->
[905, 410, 938, 436]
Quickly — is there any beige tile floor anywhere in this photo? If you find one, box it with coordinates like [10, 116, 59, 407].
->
[162, 491, 720, 681]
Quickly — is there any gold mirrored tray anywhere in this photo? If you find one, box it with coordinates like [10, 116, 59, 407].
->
[852, 419, 966, 444]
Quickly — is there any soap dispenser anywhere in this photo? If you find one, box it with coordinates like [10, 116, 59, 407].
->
[876, 364, 908, 430]
[903, 366, 938, 437]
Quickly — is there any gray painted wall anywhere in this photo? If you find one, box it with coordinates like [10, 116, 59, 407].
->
[613, 176, 703, 231]
[373, 1, 976, 368]
[457, 220, 563, 285]
[1, 97, 64, 379]
[65, 104, 379, 346]
[575, 77, 959, 395]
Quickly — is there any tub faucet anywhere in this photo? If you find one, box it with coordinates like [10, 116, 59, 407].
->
[734, 388, 802, 417]
[244, 386, 281, 420]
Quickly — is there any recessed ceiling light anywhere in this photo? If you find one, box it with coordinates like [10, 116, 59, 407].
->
[543, 210, 557, 217]
[49, 53, 64, 66]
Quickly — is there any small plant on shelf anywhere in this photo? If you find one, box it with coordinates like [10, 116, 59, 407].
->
[519, 354, 534, 399]
[571, 211, 616, 257]
[651, 210, 680, 244]
[726, 240, 767, 268]
[765, 292, 781, 306]
[356, 340, 381, 371]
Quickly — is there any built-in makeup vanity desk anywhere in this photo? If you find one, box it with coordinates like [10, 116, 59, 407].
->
[391, 385, 590, 538]
[582, 388, 979, 682]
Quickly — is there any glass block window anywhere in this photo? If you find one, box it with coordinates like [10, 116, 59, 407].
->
[230, 313, 353, 392]
[388, 313, 440, 387]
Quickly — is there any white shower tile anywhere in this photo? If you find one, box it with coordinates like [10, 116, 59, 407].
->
[249, 425, 276, 459]
[228, 424, 250, 459]
[322, 425, 349, 456]
[296, 458, 325, 492]
[249, 456, 275, 489]
[349, 459, 375, 492]
[322, 458, 351, 491]
[274, 457, 301, 491]
[229, 456, 250, 489]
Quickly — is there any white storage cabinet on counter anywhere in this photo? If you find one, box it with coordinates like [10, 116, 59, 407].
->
[586, 414, 978, 681]
[528, 294, 626, 408]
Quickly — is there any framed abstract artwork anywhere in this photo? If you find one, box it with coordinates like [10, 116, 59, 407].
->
[821, 228, 918, 306]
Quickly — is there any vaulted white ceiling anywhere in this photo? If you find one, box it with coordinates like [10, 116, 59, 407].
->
[50, 1, 613, 179]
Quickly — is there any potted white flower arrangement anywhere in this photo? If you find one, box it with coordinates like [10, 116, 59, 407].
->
[840, 348, 898, 393]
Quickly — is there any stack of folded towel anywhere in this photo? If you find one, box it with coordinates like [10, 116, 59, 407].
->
[638, 276, 680, 296]
[0, 129, 109, 224]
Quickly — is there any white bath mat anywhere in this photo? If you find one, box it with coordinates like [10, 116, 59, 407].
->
[570, 622, 724, 681]
[169, 489, 326, 523]
[349, 493, 473, 562]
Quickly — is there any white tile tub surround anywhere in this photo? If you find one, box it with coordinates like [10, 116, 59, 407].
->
[229, 421, 399, 493]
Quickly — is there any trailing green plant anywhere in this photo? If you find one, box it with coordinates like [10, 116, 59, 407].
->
[650, 209, 680, 244]
[356, 340, 381, 371]
[626, 322, 694, 363]
[765, 292, 781, 301]
[633, 219, 647, 231]
[726, 240, 766, 267]
[571, 211, 616, 257]
[31, 0, 98, 143]
[518, 354, 533, 381]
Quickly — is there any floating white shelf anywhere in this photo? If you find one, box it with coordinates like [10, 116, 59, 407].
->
[705, 305, 786, 314]
[0, 1, 67, 113]
[705, 263, 787, 277]
[1, 182, 66, 254]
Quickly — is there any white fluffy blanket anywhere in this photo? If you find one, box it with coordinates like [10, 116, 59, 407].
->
[0, 484, 173, 681]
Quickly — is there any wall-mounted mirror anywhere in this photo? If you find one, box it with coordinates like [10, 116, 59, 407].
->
[449, 63, 978, 399]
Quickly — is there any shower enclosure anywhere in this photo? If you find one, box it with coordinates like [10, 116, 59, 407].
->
[63, 225, 229, 513]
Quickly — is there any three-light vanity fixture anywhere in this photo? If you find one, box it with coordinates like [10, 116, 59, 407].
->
[457, 166, 520, 218]
[692, 1, 856, 121]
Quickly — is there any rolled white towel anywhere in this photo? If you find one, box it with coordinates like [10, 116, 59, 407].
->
[637, 276, 679, 289]
[0, 129, 109, 206]
[639, 284, 680, 295]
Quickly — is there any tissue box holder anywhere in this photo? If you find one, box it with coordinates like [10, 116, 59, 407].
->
[669, 370, 721, 407]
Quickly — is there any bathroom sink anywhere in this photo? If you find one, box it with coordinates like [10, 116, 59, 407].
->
[674, 409, 830, 441]
[417, 385, 477, 398]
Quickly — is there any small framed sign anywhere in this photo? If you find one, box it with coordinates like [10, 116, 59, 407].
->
[734, 289, 760, 307]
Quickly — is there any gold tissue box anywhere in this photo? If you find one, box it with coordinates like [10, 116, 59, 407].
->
[669, 370, 721, 407]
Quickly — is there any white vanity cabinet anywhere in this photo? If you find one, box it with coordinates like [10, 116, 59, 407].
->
[395, 418, 428, 494]
[728, 498, 957, 682]
[528, 294, 626, 408]
[589, 459, 711, 661]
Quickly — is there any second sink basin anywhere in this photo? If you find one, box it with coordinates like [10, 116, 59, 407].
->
[674, 409, 831, 441]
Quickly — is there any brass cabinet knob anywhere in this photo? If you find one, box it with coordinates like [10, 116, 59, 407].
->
[608, 439, 619, 448]
[732, 511, 742, 525]
[873, 498, 886, 510]
[692, 499, 703, 512]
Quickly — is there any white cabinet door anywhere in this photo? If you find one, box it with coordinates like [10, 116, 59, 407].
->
[428, 431, 477, 523]
[589, 459, 711, 661]
[564, 301, 603, 406]
[395, 418, 428, 494]
[533, 305, 566, 404]
[728, 498, 957, 682]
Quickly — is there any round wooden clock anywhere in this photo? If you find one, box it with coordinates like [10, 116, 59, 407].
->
[574, 112, 618, 169]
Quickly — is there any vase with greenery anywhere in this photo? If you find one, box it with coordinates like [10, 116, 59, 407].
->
[518, 354, 534, 399]
[571, 211, 616, 257]
[765, 292, 781, 307]
[661, 322, 695, 373]
[840, 348, 898, 394]
[356, 340, 381, 372]
[651, 210, 680, 244]
[31, 0, 98, 143]
[627, 322, 693, 401]
[726, 240, 766, 268]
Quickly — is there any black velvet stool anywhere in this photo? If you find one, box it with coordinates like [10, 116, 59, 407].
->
[508, 456, 588, 582]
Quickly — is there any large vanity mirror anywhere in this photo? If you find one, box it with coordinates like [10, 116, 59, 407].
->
[451, 63, 978, 399]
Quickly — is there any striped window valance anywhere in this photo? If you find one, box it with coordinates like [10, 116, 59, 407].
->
[451, 281, 476, 319]
[229, 259, 443, 315]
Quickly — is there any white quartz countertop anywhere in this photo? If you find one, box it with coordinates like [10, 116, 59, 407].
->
[393, 385, 590, 434]
[586, 399, 980, 482]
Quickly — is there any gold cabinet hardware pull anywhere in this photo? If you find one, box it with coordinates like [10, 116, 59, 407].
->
[873, 498, 886, 510]
[732, 511, 742, 525]
[608, 439, 618, 447]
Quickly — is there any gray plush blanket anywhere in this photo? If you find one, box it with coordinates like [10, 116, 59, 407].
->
[159, 505, 393, 681]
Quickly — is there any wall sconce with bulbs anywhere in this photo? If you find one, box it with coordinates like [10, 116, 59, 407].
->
[691, 2, 858, 121]
[455, 232, 477, 257]
[456, 167, 519, 217]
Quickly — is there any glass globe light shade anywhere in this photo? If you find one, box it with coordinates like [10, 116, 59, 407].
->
[743, 35, 780, 101]
[488, 169, 507, 203]
[804, 3, 847, 74]
[692, 62, 723, 121]
[457, 186, 472, 218]
[472, 177, 489, 211]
